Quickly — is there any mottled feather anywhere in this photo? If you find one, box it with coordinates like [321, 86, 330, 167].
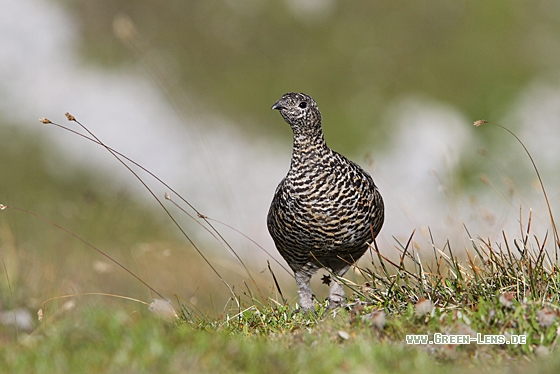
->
[267, 92, 384, 310]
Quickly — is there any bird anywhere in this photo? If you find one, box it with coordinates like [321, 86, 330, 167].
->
[267, 92, 384, 310]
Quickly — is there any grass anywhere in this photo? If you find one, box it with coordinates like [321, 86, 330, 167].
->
[2, 117, 560, 373]
[0, 306, 488, 373]
[1, 298, 560, 373]
[176, 214, 560, 365]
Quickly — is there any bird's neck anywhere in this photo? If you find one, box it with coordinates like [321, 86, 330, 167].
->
[290, 129, 330, 166]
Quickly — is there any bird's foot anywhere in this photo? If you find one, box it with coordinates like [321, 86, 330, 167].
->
[327, 294, 345, 310]
[297, 296, 315, 312]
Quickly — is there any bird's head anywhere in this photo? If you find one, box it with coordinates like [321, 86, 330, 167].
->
[271, 92, 322, 134]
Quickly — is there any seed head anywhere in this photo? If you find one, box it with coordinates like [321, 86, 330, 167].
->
[473, 119, 488, 127]
[479, 173, 491, 186]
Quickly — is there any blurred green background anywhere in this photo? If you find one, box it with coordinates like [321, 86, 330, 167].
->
[1, 0, 560, 331]
[71, 0, 559, 150]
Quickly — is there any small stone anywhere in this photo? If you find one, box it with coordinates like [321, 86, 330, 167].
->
[499, 292, 515, 308]
[415, 298, 434, 316]
[369, 310, 386, 330]
[537, 308, 556, 328]
[535, 345, 549, 357]
[337, 330, 350, 340]
[149, 299, 178, 321]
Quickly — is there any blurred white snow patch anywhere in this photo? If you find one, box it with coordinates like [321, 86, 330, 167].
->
[0, 0, 289, 257]
[149, 299, 178, 321]
[502, 78, 560, 238]
[0, 308, 34, 331]
[378, 96, 473, 244]
[516, 80, 560, 172]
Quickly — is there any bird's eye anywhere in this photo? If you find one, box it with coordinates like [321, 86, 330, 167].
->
[298, 101, 307, 109]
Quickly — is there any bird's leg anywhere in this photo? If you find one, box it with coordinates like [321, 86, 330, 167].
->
[327, 265, 350, 309]
[295, 270, 314, 311]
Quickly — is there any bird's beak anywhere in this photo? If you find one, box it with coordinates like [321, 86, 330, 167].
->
[271, 101, 285, 111]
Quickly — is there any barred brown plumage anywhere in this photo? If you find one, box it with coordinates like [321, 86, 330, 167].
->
[267, 92, 384, 310]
